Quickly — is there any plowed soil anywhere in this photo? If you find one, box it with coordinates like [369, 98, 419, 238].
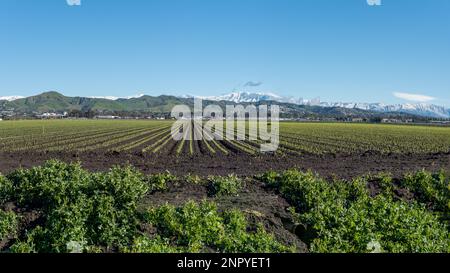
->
[1, 150, 449, 179]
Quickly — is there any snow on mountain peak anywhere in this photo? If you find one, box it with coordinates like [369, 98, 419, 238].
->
[0, 96, 25, 101]
[182, 92, 450, 118]
[193, 91, 287, 103]
[88, 94, 145, 100]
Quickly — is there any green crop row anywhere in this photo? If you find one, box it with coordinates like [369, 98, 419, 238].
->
[0, 161, 289, 253]
[260, 170, 450, 253]
[2, 120, 450, 155]
[136, 201, 294, 253]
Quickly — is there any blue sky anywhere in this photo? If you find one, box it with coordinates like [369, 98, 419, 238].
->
[1, 0, 449, 105]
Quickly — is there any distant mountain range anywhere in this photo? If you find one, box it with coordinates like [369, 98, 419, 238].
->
[192, 92, 450, 118]
[0, 91, 447, 120]
[318, 102, 450, 119]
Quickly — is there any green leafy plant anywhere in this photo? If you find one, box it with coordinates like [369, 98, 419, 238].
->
[7, 160, 91, 209]
[0, 209, 18, 241]
[142, 200, 293, 253]
[261, 169, 449, 253]
[185, 174, 203, 185]
[403, 170, 449, 212]
[0, 175, 13, 204]
[122, 236, 179, 253]
[4, 161, 149, 252]
[146, 171, 175, 192]
[378, 173, 394, 195]
[9, 241, 36, 253]
[207, 174, 243, 197]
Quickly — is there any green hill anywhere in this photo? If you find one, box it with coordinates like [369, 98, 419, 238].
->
[1, 92, 188, 114]
[0, 91, 424, 121]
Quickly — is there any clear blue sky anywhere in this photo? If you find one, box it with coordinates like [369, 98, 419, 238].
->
[1, 0, 449, 105]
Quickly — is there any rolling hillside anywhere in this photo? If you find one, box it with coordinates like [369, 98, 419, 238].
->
[0, 91, 427, 120]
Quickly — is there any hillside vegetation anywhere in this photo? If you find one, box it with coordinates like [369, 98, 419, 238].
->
[0, 91, 424, 120]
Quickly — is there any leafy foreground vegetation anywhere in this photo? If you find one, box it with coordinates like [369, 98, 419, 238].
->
[207, 174, 243, 197]
[261, 170, 449, 253]
[131, 201, 292, 253]
[0, 161, 289, 253]
[0, 160, 449, 253]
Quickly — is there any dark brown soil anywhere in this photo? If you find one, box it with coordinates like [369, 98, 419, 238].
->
[1, 150, 449, 180]
[139, 179, 308, 252]
[365, 177, 417, 202]
[0, 202, 43, 251]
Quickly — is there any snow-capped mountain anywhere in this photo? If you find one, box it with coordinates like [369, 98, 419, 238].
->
[0, 96, 25, 101]
[318, 102, 450, 118]
[186, 91, 308, 105]
[89, 94, 145, 100]
[187, 92, 450, 118]
[187, 92, 284, 103]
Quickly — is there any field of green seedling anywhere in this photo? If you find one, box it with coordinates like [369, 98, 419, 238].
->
[280, 123, 450, 155]
[1, 120, 450, 156]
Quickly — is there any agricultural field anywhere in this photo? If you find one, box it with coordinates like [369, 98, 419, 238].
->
[0, 120, 450, 178]
[0, 120, 449, 253]
[1, 120, 450, 155]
